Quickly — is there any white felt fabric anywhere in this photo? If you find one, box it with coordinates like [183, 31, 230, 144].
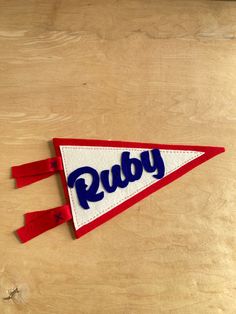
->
[60, 146, 204, 231]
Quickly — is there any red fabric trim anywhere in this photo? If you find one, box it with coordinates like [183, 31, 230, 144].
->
[53, 138, 225, 240]
[53, 138, 225, 153]
[16, 205, 72, 243]
[12, 157, 63, 188]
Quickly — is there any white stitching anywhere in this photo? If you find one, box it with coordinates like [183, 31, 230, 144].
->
[62, 146, 197, 153]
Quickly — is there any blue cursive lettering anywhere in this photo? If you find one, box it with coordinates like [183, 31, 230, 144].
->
[67, 149, 165, 210]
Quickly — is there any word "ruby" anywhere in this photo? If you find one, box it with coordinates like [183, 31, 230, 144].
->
[68, 149, 165, 209]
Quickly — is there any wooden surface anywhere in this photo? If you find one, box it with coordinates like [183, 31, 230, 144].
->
[0, 0, 235, 313]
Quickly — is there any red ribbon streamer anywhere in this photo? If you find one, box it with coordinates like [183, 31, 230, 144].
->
[12, 157, 63, 188]
[16, 205, 72, 243]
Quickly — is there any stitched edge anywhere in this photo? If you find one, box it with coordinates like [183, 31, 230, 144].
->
[60, 146, 203, 229]
[62, 146, 198, 153]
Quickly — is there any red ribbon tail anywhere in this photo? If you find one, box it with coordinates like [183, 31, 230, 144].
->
[16, 205, 72, 243]
[12, 157, 63, 188]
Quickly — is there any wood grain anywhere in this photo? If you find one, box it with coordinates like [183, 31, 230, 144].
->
[0, 0, 235, 313]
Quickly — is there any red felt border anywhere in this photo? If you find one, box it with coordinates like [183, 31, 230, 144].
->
[53, 138, 225, 239]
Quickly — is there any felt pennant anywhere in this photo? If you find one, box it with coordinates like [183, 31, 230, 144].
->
[12, 138, 225, 243]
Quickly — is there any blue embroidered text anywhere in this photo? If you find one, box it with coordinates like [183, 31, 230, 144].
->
[67, 149, 165, 209]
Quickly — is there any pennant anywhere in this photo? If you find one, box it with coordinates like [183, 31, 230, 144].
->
[12, 138, 225, 243]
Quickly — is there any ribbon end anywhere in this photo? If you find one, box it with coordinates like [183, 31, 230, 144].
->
[12, 157, 63, 188]
[16, 205, 72, 243]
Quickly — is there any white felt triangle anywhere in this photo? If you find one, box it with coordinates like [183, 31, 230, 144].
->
[60, 145, 204, 231]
